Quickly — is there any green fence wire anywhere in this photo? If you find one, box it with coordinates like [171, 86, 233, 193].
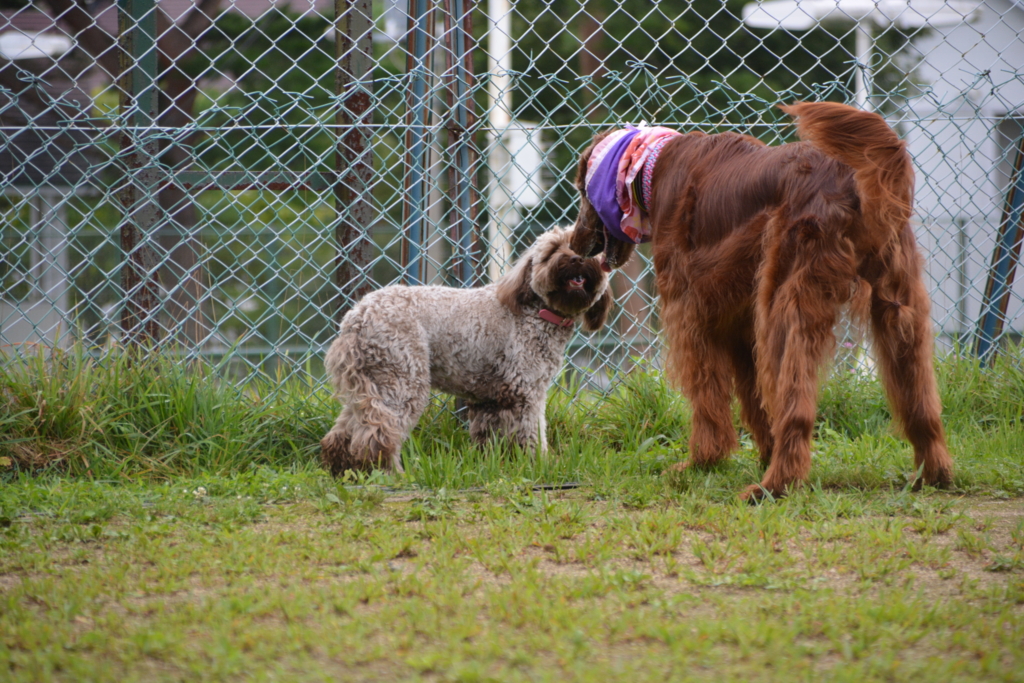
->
[2, 0, 1023, 395]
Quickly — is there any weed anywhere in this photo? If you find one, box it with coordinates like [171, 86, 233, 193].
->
[408, 488, 457, 520]
[0, 346, 329, 478]
[984, 554, 1023, 572]
[955, 528, 989, 557]
[1012, 518, 1024, 550]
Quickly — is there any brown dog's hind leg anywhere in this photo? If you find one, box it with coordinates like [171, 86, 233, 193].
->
[747, 300, 837, 500]
[320, 371, 427, 477]
[729, 339, 774, 469]
[747, 218, 856, 501]
[320, 427, 357, 477]
[867, 233, 954, 489]
[321, 403, 405, 475]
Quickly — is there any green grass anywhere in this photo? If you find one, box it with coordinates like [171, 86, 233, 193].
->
[4, 344, 1023, 495]
[2, 344, 1024, 681]
[2, 477, 1022, 681]
[0, 346, 330, 478]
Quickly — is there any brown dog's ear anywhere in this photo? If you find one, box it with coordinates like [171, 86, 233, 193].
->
[574, 140, 592, 191]
[603, 232, 637, 269]
[573, 137, 602, 259]
[495, 258, 537, 315]
[582, 287, 614, 332]
[574, 131, 612, 190]
[570, 200, 605, 258]
[569, 135, 609, 258]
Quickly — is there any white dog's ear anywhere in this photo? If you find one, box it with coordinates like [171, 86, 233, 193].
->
[582, 287, 614, 332]
[495, 253, 537, 315]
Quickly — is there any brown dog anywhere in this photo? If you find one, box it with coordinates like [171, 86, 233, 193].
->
[570, 102, 954, 499]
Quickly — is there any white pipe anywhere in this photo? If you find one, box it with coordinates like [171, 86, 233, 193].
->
[28, 189, 70, 345]
[487, 0, 514, 282]
[854, 19, 872, 111]
[854, 19, 876, 374]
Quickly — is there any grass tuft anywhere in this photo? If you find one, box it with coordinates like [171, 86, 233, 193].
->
[587, 363, 691, 449]
[1, 343, 1023, 497]
[1, 346, 331, 479]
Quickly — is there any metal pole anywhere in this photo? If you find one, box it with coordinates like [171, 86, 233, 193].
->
[976, 136, 1024, 363]
[487, 0, 513, 282]
[956, 215, 969, 344]
[403, 0, 433, 285]
[426, 39, 445, 285]
[261, 226, 284, 375]
[117, 0, 163, 346]
[444, 0, 479, 287]
[334, 0, 375, 319]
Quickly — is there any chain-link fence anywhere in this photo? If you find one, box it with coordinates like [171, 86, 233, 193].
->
[2, 0, 1023, 394]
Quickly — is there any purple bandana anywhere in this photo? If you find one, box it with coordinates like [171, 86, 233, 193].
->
[584, 126, 681, 245]
[585, 129, 640, 244]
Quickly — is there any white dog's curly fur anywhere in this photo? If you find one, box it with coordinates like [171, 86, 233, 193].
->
[320, 226, 612, 475]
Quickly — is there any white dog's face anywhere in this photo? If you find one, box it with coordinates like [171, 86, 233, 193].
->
[496, 226, 613, 332]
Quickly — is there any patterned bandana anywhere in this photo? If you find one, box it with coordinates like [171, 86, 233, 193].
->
[584, 125, 681, 244]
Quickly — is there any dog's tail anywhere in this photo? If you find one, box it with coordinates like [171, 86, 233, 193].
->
[781, 102, 913, 252]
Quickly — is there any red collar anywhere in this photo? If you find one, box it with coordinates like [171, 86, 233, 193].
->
[538, 309, 574, 327]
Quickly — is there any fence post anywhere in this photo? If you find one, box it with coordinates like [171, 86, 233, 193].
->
[443, 0, 480, 287]
[334, 0, 375, 320]
[402, 0, 433, 286]
[975, 136, 1024, 363]
[117, 0, 163, 346]
[485, 0, 513, 282]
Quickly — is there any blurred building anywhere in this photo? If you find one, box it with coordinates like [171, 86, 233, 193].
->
[903, 0, 1024, 343]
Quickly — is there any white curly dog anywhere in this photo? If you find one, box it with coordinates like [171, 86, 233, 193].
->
[320, 226, 612, 475]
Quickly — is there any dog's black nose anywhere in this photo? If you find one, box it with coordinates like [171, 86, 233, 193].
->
[570, 255, 583, 265]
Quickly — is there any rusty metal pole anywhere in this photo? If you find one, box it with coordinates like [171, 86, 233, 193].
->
[402, 0, 433, 286]
[117, 0, 163, 346]
[443, 0, 480, 287]
[334, 0, 375, 320]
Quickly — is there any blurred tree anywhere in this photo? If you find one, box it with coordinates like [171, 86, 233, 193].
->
[511, 0, 855, 213]
[192, 10, 336, 171]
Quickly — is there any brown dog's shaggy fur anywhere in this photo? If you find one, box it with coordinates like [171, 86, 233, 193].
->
[570, 102, 954, 500]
